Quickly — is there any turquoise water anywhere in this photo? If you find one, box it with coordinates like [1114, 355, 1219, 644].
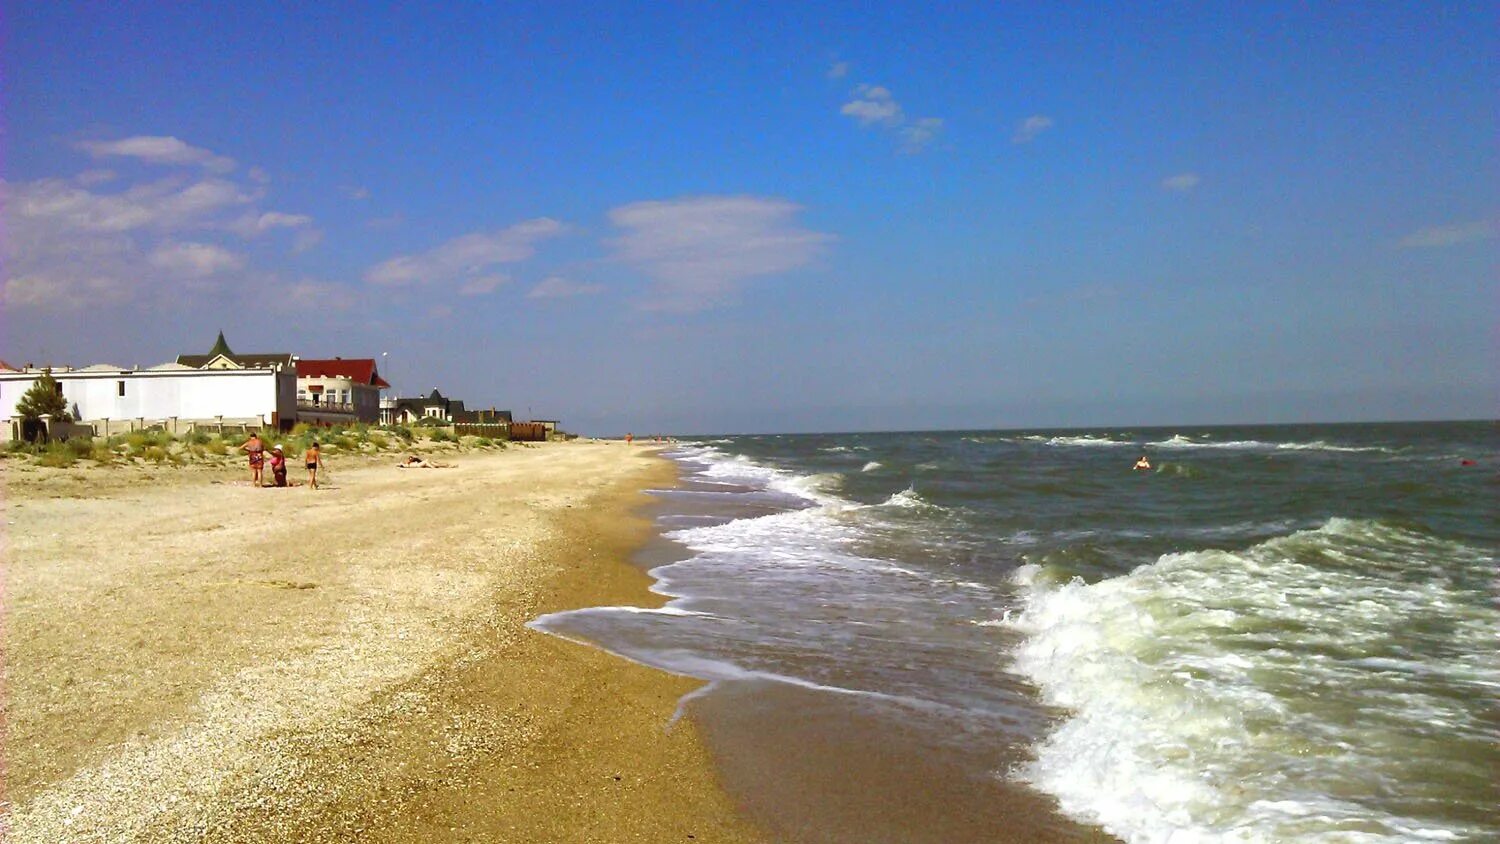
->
[535, 421, 1498, 842]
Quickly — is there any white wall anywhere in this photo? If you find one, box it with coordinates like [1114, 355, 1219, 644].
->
[0, 369, 295, 428]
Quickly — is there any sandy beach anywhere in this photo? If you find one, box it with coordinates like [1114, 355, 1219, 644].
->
[2, 442, 763, 842]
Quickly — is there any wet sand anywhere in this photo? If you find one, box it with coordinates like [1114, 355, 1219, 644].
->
[2, 442, 762, 842]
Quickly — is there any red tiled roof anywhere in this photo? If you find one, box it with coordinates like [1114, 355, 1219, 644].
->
[296, 358, 390, 388]
[0, 359, 17, 372]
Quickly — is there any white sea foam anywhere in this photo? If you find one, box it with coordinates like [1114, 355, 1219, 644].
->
[881, 487, 929, 509]
[1004, 519, 1499, 843]
[1145, 436, 1392, 453]
[1043, 435, 1132, 448]
[862, 461, 883, 472]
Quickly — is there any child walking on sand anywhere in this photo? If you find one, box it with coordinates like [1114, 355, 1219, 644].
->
[304, 441, 322, 489]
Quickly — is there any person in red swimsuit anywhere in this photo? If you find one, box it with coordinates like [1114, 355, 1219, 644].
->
[239, 432, 266, 485]
[268, 445, 289, 487]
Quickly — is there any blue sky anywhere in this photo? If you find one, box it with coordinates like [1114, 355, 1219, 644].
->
[4, 2, 1494, 434]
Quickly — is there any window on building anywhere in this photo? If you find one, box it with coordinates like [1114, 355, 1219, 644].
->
[117, 380, 126, 397]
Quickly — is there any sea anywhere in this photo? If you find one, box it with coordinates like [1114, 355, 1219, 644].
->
[533, 421, 1498, 843]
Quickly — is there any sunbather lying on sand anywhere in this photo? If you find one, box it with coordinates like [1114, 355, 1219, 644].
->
[398, 455, 451, 469]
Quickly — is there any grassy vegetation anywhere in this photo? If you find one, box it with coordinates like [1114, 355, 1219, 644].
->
[3, 422, 511, 470]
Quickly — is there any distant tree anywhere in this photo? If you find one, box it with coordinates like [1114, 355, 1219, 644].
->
[15, 369, 71, 421]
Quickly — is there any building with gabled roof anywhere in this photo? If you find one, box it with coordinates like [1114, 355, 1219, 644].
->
[295, 357, 390, 424]
[382, 389, 468, 425]
[176, 331, 295, 370]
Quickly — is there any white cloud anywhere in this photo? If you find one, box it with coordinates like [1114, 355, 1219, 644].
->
[342, 185, 372, 200]
[1162, 173, 1201, 192]
[900, 118, 945, 154]
[267, 279, 355, 312]
[292, 229, 325, 254]
[148, 242, 245, 277]
[230, 210, 315, 236]
[1398, 219, 1498, 248]
[828, 61, 850, 80]
[527, 276, 603, 300]
[1013, 115, 1054, 144]
[75, 169, 117, 186]
[607, 196, 834, 312]
[3, 271, 132, 309]
[77, 136, 236, 173]
[3, 136, 312, 313]
[840, 83, 944, 154]
[841, 84, 904, 126]
[460, 274, 510, 296]
[364, 218, 565, 287]
[10, 176, 255, 234]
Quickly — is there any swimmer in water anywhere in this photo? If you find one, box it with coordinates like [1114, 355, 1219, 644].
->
[1133, 455, 1151, 471]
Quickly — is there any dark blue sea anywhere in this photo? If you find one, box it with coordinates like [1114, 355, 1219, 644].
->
[535, 421, 1498, 843]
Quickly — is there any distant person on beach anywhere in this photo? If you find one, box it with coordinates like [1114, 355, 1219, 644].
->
[1134, 455, 1152, 471]
[269, 445, 289, 487]
[398, 455, 450, 468]
[239, 433, 266, 485]
[304, 442, 323, 489]
[626, 432, 633, 446]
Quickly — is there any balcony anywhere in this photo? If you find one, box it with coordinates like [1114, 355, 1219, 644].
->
[297, 400, 356, 414]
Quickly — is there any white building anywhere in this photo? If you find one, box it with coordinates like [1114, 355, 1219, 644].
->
[0, 364, 296, 441]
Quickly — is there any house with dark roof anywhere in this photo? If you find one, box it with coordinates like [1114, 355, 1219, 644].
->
[296, 357, 390, 424]
[176, 331, 296, 371]
[382, 389, 474, 425]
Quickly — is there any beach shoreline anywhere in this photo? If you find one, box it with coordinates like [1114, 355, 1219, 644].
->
[2, 441, 762, 842]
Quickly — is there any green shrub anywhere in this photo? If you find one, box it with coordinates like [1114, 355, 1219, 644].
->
[473, 437, 493, 448]
[187, 430, 212, 445]
[123, 430, 171, 453]
[89, 441, 117, 463]
[368, 432, 389, 450]
[36, 443, 77, 467]
[427, 428, 452, 443]
[142, 445, 170, 463]
[66, 437, 95, 457]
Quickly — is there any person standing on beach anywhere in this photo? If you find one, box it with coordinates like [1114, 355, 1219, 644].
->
[626, 432, 634, 446]
[239, 432, 266, 485]
[304, 441, 322, 489]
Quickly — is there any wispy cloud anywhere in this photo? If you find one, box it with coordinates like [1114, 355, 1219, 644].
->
[231, 210, 314, 237]
[1162, 173, 1201, 192]
[460, 273, 510, 296]
[342, 185, 372, 201]
[364, 219, 565, 287]
[827, 61, 850, 80]
[77, 135, 236, 173]
[527, 276, 603, 300]
[607, 195, 833, 312]
[840, 83, 943, 153]
[148, 242, 245, 277]
[2, 136, 314, 312]
[1012, 115, 1054, 144]
[900, 118, 945, 154]
[1398, 219, 1497, 249]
